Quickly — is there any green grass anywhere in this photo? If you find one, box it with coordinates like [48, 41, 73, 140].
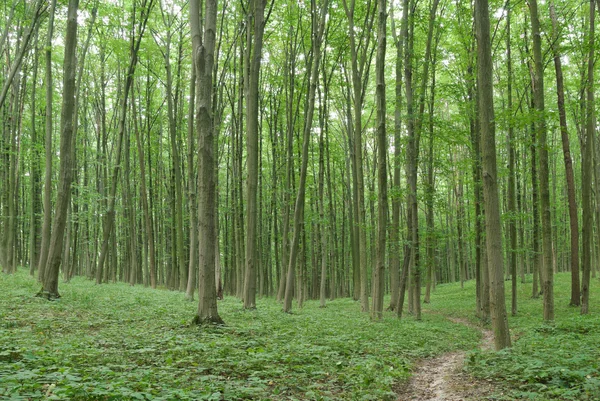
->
[1, 270, 479, 401]
[1, 271, 598, 400]
[427, 273, 600, 400]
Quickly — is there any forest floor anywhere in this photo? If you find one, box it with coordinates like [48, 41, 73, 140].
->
[1, 271, 599, 400]
[395, 315, 496, 401]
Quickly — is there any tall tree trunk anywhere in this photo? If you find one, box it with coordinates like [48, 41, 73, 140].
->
[549, 2, 580, 307]
[191, 0, 223, 324]
[96, 0, 154, 284]
[507, 3, 517, 316]
[37, 0, 58, 281]
[185, 66, 198, 301]
[283, 0, 329, 313]
[581, 0, 595, 315]
[371, 0, 387, 320]
[37, 0, 79, 299]
[29, 32, 41, 276]
[529, 0, 554, 321]
[343, 0, 376, 313]
[243, 0, 267, 309]
[475, 0, 511, 350]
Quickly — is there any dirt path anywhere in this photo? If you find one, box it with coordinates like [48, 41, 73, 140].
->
[395, 316, 496, 401]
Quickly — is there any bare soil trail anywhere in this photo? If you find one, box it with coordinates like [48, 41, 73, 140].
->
[395, 315, 498, 401]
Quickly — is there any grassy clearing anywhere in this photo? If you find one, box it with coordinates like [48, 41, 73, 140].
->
[427, 273, 600, 400]
[1, 271, 478, 400]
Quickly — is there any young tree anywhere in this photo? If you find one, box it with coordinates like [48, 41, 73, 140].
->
[475, 0, 511, 350]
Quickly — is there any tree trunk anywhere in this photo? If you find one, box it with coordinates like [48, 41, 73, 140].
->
[191, 0, 223, 325]
[283, 0, 328, 313]
[37, 0, 79, 299]
[549, 2, 580, 307]
[507, 3, 517, 316]
[243, 0, 267, 309]
[475, 0, 511, 350]
[581, 0, 595, 315]
[529, 0, 554, 321]
[37, 0, 58, 281]
[371, 0, 387, 320]
[96, 0, 154, 284]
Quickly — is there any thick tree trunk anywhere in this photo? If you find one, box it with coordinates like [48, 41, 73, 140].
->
[191, 0, 223, 325]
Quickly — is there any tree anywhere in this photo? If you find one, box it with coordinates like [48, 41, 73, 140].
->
[581, 0, 595, 315]
[37, 0, 79, 299]
[371, 0, 387, 320]
[475, 0, 511, 350]
[191, 0, 223, 325]
[528, 0, 554, 322]
[283, 0, 329, 313]
[549, 1, 580, 307]
[243, 0, 268, 309]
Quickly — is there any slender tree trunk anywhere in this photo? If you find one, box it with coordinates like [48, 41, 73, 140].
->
[343, 0, 375, 313]
[371, 0, 387, 320]
[37, 0, 79, 299]
[185, 66, 198, 301]
[243, 0, 268, 309]
[283, 0, 328, 313]
[507, 3, 517, 316]
[581, 0, 595, 315]
[529, 0, 554, 321]
[475, 0, 511, 350]
[96, 0, 154, 284]
[38, 0, 58, 281]
[549, 2, 580, 307]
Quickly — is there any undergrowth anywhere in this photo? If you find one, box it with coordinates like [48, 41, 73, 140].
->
[1, 270, 478, 400]
[428, 273, 600, 400]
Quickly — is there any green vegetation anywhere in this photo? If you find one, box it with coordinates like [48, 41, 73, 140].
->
[3, 271, 598, 400]
[1, 271, 479, 400]
[428, 274, 600, 400]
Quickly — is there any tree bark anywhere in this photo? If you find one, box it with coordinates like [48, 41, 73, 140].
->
[243, 0, 268, 309]
[549, 2, 580, 307]
[191, 0, 223, 325]
[283, 0, 328, 313]
[37, 0, 79, 299]
[581, 0, 595, 315]
[529, 0, 554, 321]
[475, 0, 511, 350]
[371, 0, 387, 320]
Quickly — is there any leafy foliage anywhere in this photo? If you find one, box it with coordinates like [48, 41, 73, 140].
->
[0, 271, 478, 400]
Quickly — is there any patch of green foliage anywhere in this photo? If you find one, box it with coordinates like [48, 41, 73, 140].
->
[428, 273, 600, 400]
[0, 271, 478, 400]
